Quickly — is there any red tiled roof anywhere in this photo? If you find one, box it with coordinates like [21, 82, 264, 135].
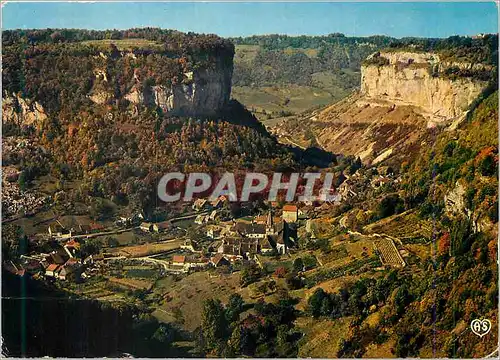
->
[66, 239, 80, 248]
[66, 258, 79, 266]
[211, 254, 226, 265]
[46, 264, 59, 271]
[172, 255, 186, 263]
[283, 204, 298, 212]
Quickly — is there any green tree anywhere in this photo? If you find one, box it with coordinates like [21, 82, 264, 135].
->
[225, 293, 244, 323]
[307, 288, 327, 318]
[240, 263, 262, 287]
[201, 299, 228, 354]
[80, 238, 102, 258]
[292, 257, 304, 273]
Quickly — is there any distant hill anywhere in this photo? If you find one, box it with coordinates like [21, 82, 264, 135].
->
[230, 34, 498, 119]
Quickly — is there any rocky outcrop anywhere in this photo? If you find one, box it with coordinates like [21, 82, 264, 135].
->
[2, 94, 47, 125]
[271, 51, 492, 167]
[445, 181, 470, 217]
[361, 51, 488, 123]
[123, 59, 232, 117]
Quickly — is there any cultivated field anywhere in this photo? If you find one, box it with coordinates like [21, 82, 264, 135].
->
[232, 85, 334, 117]
[107, 239, 183, 257]
[107, 277, 153, 291]
[373, 237, 405, 267]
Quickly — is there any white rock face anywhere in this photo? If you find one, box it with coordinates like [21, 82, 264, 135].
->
[445, 181, 469, 216]
[2, 94, 47, 125]
[125, 65, 232, 117]
[361, 51, 487, 122]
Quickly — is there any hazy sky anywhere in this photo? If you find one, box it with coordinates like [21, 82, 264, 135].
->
[2, 1, 498, 38]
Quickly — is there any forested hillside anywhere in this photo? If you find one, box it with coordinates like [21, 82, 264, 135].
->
[2, 29, 343, 220]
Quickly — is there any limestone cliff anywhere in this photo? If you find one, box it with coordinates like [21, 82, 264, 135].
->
[271, 51, 491, 166]
[123, 57, 232, 117]
[361, 51, 488, 123]
[2, 95, 47, 126]
[3, 31, 234, 122]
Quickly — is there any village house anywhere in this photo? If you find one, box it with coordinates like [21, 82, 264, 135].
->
[45, 263, 60, 277]
[89, 222, 105, 233]
[46, 250, 69, 266]
[208, 210, 218, 222]
[83, 253, 105, 265]
[210, 195, 228, 209]
[371, 175, 391, 188]
[63, 239, 81, 258]
[260, 236, 275, 254]
[58, 265, 74, 281]
[140, 222, 153, 232]
[282, 204, 298, 223]
[217, 238, 244, 259]
[172, 255, 186, 267]
[210, 254, 231, 267]
[19, 256, 43, 274]
[240, 238, 259, 256]
[185, 256, 210, 271]
[118, 212, 144, 226]
[153, 222, 170, 233]
[217, 237, 260, 258]
[338, 180, 358, 198]
[56, 257, 81, 280]
[231, 223, 266, 239]
[207, 226, 222, 239]
[77, 224, 92, 234]
[195, 214, 211, 224]
[4, 261, 24, 276]
[48, 222, 71, 238]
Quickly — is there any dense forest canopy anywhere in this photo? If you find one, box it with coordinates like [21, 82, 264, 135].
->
[2, 27, 234, 56]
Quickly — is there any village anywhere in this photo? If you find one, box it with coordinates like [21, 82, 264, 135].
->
[2, 140, 410, 317]
[2, 159, 406, 287]
[4, 194, 306, 282]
